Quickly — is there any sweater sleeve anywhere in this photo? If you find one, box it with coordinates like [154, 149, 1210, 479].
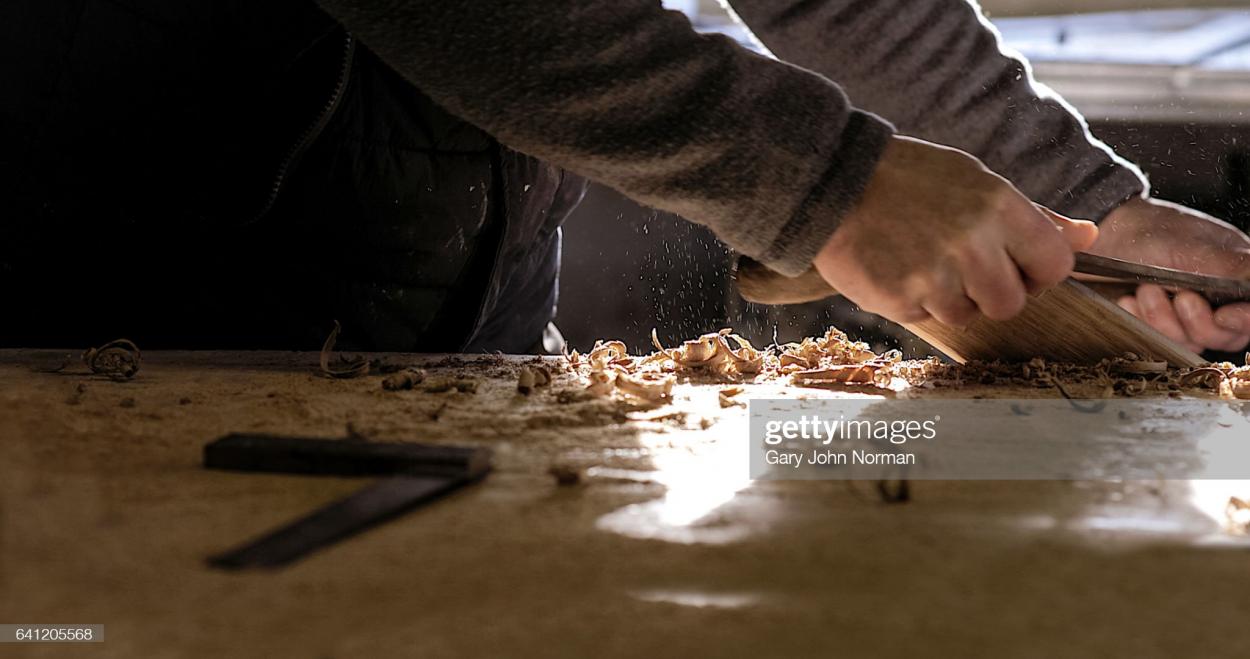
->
[725, 0, 1149, 222]
[313, 0, 894, 276]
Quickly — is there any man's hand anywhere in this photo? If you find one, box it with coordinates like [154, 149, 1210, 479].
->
[1089, 197, 1250, 354]
[812, 136, 1099, 327]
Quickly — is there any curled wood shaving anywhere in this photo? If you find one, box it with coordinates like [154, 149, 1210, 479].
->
[563, 347, 582, 371]
[319, 320, 369, 379]
[778, 328, 877, 370]
[718, 386, 745, 409]
[1114, 360, 1169, 375]
[517, 367, 536, 395]
[517, 366, 551, 396]
[615, 371, 676, 402]
[573, 324, 1247, 403]
[650, 328, 762, 378]
[1178, 367, 1226, 389]
[1227, 496, 1250, 535]
[793, 364, 890, 387]
[588, 340, 630, 371]
[83, 339, 141, 381]
[719, 334, 763, 374]
[586, 370, 616, 397]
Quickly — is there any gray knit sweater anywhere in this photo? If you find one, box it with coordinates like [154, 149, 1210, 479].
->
[315, 0, 1147, 277]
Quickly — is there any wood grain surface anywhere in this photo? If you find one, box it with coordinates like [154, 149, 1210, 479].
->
[735, 257, 1206, 367]
[906, 280, 1205, 367]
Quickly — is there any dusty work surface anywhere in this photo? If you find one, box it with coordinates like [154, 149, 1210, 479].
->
[3, 348, 1250, 658]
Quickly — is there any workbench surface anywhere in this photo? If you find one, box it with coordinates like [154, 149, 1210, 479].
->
[2, 350, 1248, 658]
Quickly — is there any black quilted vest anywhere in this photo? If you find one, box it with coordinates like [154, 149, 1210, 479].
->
[0, 0, 585, 352]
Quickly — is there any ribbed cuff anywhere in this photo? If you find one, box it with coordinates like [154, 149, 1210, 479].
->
[757, 111, 895, 276]
[1044, 160, 1149, 224]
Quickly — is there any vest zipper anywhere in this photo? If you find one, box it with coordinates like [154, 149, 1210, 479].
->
[247, 33, 356, 225]
[459, 145, 511, 351]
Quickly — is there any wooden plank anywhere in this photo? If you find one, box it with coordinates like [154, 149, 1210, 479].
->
[905, 280, 1205, 367]
[735, 257, 1205, 367]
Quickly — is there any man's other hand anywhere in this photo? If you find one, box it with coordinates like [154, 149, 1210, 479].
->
[1090, 197, 1250, 354]
[812, 136, 1098, 327]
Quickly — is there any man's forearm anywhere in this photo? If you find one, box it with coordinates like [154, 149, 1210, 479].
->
[315, 0, 894, 275]
[726, 0, 1148, 221]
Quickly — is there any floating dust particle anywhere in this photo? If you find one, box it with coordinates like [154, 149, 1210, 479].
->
[319, 320, 370, 379]
[83, 339, 141, 381]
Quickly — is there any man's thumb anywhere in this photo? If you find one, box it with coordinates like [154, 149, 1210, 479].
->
[1037, 206, 1100, 252]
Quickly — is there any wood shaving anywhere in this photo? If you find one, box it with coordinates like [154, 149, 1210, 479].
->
[83, 338, 141, 381]
[319, 320, 369, 379]
[1113, 360, 1169, 375]
[585, 370, 616, 397]
[649, 328, 763, 378]
[793, 363, 892, 387]
[517, 367, 537, 395]
[517, 365, 553, 396]
[1227, 496, 1250, 534]
[568, 325, 1247, 404]
[381, 368, 427, 391]
[615, 371, 675, 402]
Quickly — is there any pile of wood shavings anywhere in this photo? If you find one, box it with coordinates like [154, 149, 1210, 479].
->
[564, 327, 919, 401]
[565, 327, 1250, 401]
